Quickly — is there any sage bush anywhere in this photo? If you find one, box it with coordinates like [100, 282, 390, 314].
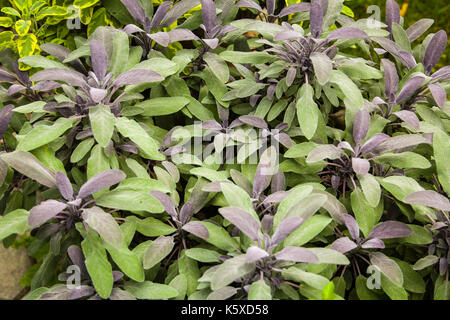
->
[0, 0, 449, 300]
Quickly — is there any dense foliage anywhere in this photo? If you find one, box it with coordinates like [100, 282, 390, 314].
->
[0, 0, 449, 300]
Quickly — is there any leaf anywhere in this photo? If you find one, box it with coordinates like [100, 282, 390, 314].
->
[393, 258, 426, 294]
[309, 0, 323, 38]
[81, 232, 114, 299]
[96, 190, 164, 213]
[185, 248, 221, 263]
[369, 252, 403, 287]
[28, 200, 67, 228]
[0, 151, 57, 188]
[393, 110, 420, 131]
[307, 248, 350, 265]
[207, 286, 238, 300]
[413, 255, 439, 271]
[282, 267, 329, 290]
[89, 104, 115, 147]
[271, 217, 304, 247]
[219, 51, 277, 64]
[143, 236, 174, 269]
[306, 144, 343, 163]
[353, 109, 370, 144]
[331, 237, 358, 254]
[375, 134, 429, 153]
[283, 214, 332, 247]
[433, 130, 450, 196]
[211, 255, 255, 291]
[218, 206, 260, 241]
[310, 52, 332, 86]
[17, 34, 38, 59]
[124, 281, 178, 300]
[183, 221, 239, 252]
[113, 69, 164, 86]
[423, 30, 447, 74]
[16, 118, 76, 152]
[203, 52, 229, 83]
[381, 59, 399, 99]
[395, 76, 425, 103]
[380, 274, 408, 300]
[0, 209, 29, 241]
[82, 206, 123, 248]
[19, 55, 68, 70]
[406, 19, 434, 42]
[134, 97, 190, 116]
[275, 246, 318, 263]
[351, 188, 377, 237]
[403, 190, 450, 211]
[358, 173, 381, 208]
[368, 221, 412, 240]
[89, 40, 108, 81]
[115, 117, 164, 161]
[78, 170, 126, 199]
[220, 183, 258, 221]
[326, 27, 367, 41]
[352, 158, 370, 175]
[131, 216, 176, 237]
[386, 0, 400, 35]
[296, 83, 319, 140]
[248, 280, 271, 300]
[105, 245, 144, 282]
[246, 246, 270, 263]
[30, 68, 86, 87]
[392, 23, 411, 52]
[373, 152, 431, 169]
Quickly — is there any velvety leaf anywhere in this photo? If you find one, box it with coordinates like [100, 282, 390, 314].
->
[78, 169, 126, 199]
[218, 206, 260, 241]
[30, 68, 86, 87]
[248, 280, 271, 300]
[0, 209, 30, 241]
[423, 30, 447, 74]
[120, 0, 145, 25]
[306, 144, 343, 163]
[369, 252, 403, 287]
[361, 238, 385, 249]
[113, 69, 163, 86]
[124, 281, 178, 299]
[433, 130, 450, 196]
[309, 1, 323, 38]
[82, 206, 123, 248]
[386, 0, 400, 35]
[149, 191, 177, 220]
[381, 59, 399, 99]
[55, 171, 73, 201]
[201, 0, 216, 32]
[403, 190, 450, 211]
[352, 158, 370, 175]
[368, 221, 412, 240]
[90, 40, 108, 81]
[428, 83, 446, 107]
[331, 237, 357, 254]
[211, 255, 255, 291]
[395, 76, 425, 103]
[297, 82, 319, 140]
[245, 246, 269, 263]
[393, 110, 420, 131]
[89, 104, 115, 147]
[143, 236, 174, 269]
[310, 52, 332, 85]
[406, 19, 434, 42]
[274, 246, 318, 263]
[271, 217, 304, 247]
[326, 27, 367, 41]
